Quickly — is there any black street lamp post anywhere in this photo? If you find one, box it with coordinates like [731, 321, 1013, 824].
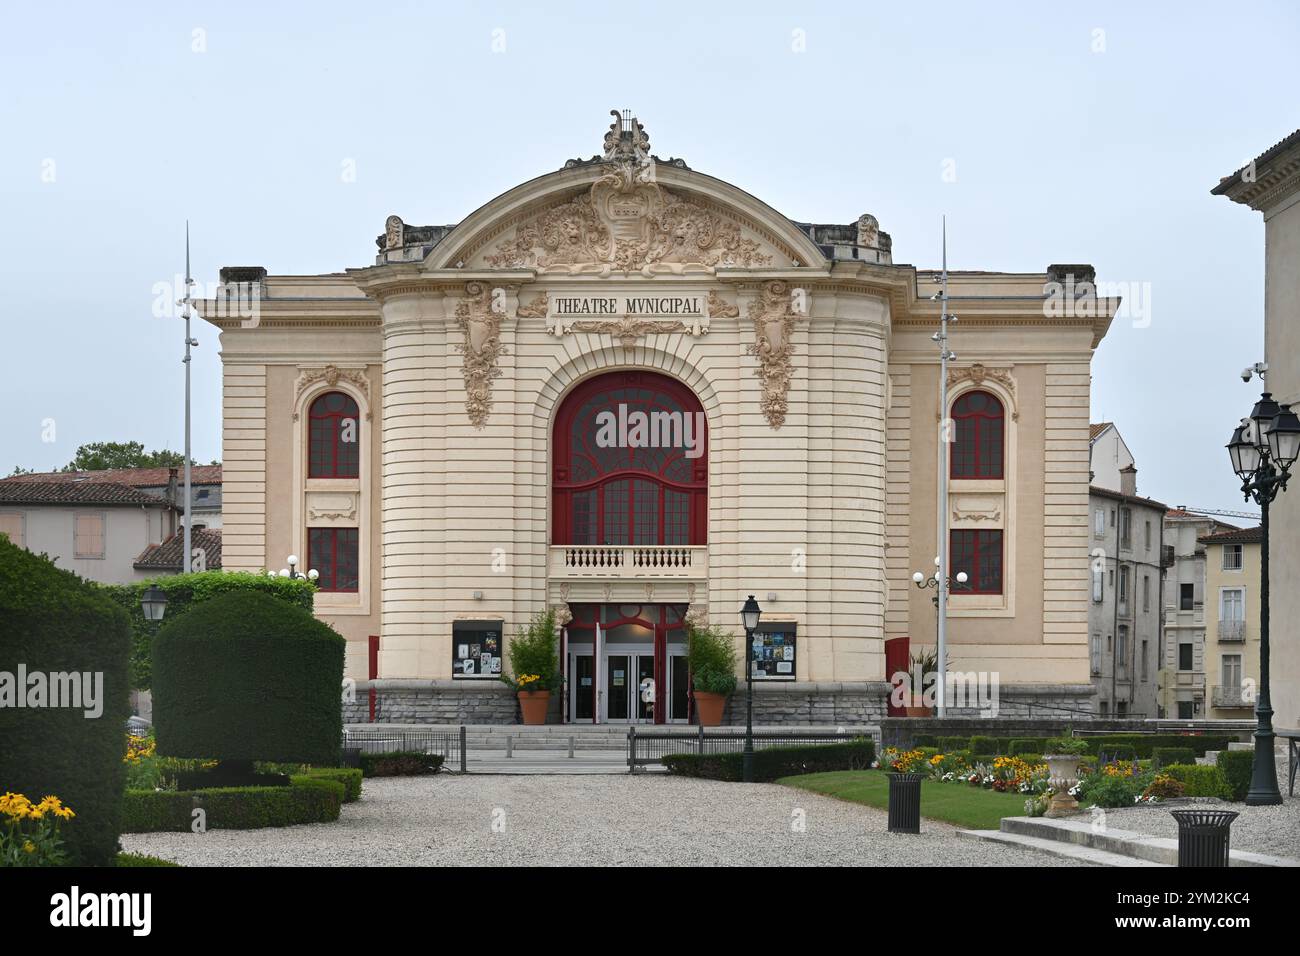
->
[1226, 393, 1300, 806]
[740, 594, 762, 783]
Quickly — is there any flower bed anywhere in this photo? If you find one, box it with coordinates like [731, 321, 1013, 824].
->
[880, 747, 1190, 813]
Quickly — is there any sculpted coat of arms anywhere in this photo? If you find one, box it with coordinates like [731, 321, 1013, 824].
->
[487, 111, 770, 276]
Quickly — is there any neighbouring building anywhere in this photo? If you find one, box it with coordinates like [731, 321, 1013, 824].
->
[198, 111, 1118, 724]
[1088, 422, 1135, 493]
[0, 481, 178, 584]
[1213, 129, 1300, 730]
[1159, 508, 1239, 719]
[1088, 452, 1166, 718]
[3, 465, 224, 530]
[1199, 526, 1261, 720]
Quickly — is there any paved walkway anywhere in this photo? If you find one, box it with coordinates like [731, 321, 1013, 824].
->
[122, 775, 1087, 866]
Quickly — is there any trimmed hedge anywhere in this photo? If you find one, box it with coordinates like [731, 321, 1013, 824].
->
[1084, 735, 1232, 759]
[662, 741, 875, 782]
[153, 590, 345, 765]
[969, 735, 1000, 756]
[1152, 747, 1196, 770]
[121, 779, 345, 832]
[299, 768, 363, 801]
[1009, 738, 1046, 756]
[1164, 764, 1233, 800]
[0, 539, 131, 866]
[939, 736, 968, 751]
[116, 853, 179, 867]
[913, 734, 938, 748]
[101, 571, 316, 691]
[358, 751, 443, 778]
[1216, 750, 1253, 801]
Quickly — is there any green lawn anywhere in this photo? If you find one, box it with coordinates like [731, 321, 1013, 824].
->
[777, 770, 1027, 830]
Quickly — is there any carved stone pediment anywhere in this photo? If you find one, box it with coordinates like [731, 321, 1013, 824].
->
[948, 363, 1018, 420]
[485, 183, 772, 276]
[453, 282, 507, 429]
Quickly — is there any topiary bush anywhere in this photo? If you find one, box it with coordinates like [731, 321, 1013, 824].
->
[1216, 750, 1254, 801]
[0, 539, 131, 866]
[100, 571, 316, 690]
[153, 589, 345, 767]
[939, 736, 969, 751]
[120, 780, 344, 832]
[1009, 738, 1046, 756]
[1152, 747, 1196, 770]
[1163, 764, 1233, 799]
[913, 734, 938, 748]
[969, 735, 1000, 756]
[297, 768, 363, 801]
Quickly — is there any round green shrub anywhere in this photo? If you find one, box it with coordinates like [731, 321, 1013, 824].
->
[153, 590, 344, 765]
[0, 538, 131, 866]
[1215, 749, 1254, 801]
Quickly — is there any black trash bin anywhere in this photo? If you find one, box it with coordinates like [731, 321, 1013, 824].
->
[1169, 809, 1238, 867]
[888, 772, 924, 834]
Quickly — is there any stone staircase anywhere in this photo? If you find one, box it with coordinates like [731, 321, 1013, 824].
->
[1197, 739, 1254, 766]
[960, 815, 1297, 867]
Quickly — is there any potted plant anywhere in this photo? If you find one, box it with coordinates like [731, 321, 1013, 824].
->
[502, 610, 562, 725]
[1042, 728, 1090, 817]
[687, 623, 738, 726]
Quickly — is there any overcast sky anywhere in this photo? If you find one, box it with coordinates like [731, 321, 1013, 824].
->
[2, 1, 1296, 516]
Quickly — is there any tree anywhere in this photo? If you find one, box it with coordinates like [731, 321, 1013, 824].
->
[60, 442, 186, 472]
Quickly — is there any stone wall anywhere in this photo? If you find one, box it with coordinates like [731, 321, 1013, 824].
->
[722, 681, 892, 726]
[343, 679, 519, 724]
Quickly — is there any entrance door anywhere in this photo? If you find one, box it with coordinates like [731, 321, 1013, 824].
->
[564, 603, 688, 723]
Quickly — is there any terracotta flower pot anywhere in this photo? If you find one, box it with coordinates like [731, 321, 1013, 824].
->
[694, 691, 727, 726]
[904, 694, 932, 717]
[518, 690, 550, 725]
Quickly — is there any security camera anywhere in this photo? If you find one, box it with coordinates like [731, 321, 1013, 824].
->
[1241, 361, 1268, 383]
[1241, 367, 1255, 382]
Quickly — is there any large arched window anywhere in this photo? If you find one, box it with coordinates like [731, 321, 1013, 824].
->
[950, 390, 1004, 479]
[553, 371, 707, 546]
[309, 391, 360, 478]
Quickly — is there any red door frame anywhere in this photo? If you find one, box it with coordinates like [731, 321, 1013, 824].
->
[367, 635, 379, 722]
[565, 603, 687, 725]
[552, 370, 707, 547]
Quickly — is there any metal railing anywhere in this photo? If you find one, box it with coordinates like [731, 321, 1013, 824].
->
[1218, 620, 1246, 643]
[626, 727, 873, 771]
[342, 727, 467, 773]
[1211, 685, 1252, 709]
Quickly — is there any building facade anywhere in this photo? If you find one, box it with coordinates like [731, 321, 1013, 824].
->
[1088, 422, 1134, 493]
[0, 481, 177, 584]
[1214, 129, 1300, 731]
[1159, 509, 1239, 719]
[1199, 527, 1261, 720]
[1087, 461, 1166, 718]
[200, 112, 1116, 723]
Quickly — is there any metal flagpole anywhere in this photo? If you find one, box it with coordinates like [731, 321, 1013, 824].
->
[934, 218, 957, 716]
[181, 223, 195, 573]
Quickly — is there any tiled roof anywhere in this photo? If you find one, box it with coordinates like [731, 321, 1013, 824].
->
[1089, 422, 1112, 441]
[0, 481, 173, 507]
[1198, 526, 1263, 545]
[134, 528, 223, 570]
[1213, 128, 1300, 194]
[1089, 485, 1169, 512]
[2, 464, 222, 487]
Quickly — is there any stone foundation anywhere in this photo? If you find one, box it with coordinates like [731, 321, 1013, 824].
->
[722, 681, 893, 726]
[343, 679, 520, 724]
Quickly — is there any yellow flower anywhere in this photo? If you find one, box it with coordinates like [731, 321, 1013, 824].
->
[22, 841, 36, 854]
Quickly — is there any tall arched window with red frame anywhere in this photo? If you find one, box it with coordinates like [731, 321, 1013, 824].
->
[553, 371, 707, 546]
[950, 389, 1004, 479]
[309, 391, 360, 478]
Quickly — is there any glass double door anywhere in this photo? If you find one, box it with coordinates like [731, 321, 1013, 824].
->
[565, 603, 689, 724]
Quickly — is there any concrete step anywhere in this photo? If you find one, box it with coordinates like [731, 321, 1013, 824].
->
[959, 829, 1166, 866]
[1000, 815, 1297, 867]
[1227, 740, 1254, 751]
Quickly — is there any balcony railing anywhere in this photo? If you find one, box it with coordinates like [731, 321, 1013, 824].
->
[1218, 620, 1246, 643]
[549, 545, 708, 579]
[1211, 685, 1252, 709]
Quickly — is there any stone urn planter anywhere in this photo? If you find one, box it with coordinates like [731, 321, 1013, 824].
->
[694, 691, 727, 726]
[518, 690, 550, 725]
[1044, 753, 1084, 817]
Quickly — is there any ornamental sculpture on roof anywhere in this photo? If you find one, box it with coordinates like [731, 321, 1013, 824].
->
[486, 109, 770, 276]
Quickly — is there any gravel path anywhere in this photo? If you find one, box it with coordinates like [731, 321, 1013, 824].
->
[121, 775, 1083, 867]
[1101, 762, 1299, 859]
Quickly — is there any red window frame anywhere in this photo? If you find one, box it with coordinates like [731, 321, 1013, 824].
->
[308, 527, 359, 592]
[950, 529, 1003, 595]
[950, 390, 1004, 479]
[552, 371, 707, 546]
[308, 391, 361, 479]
